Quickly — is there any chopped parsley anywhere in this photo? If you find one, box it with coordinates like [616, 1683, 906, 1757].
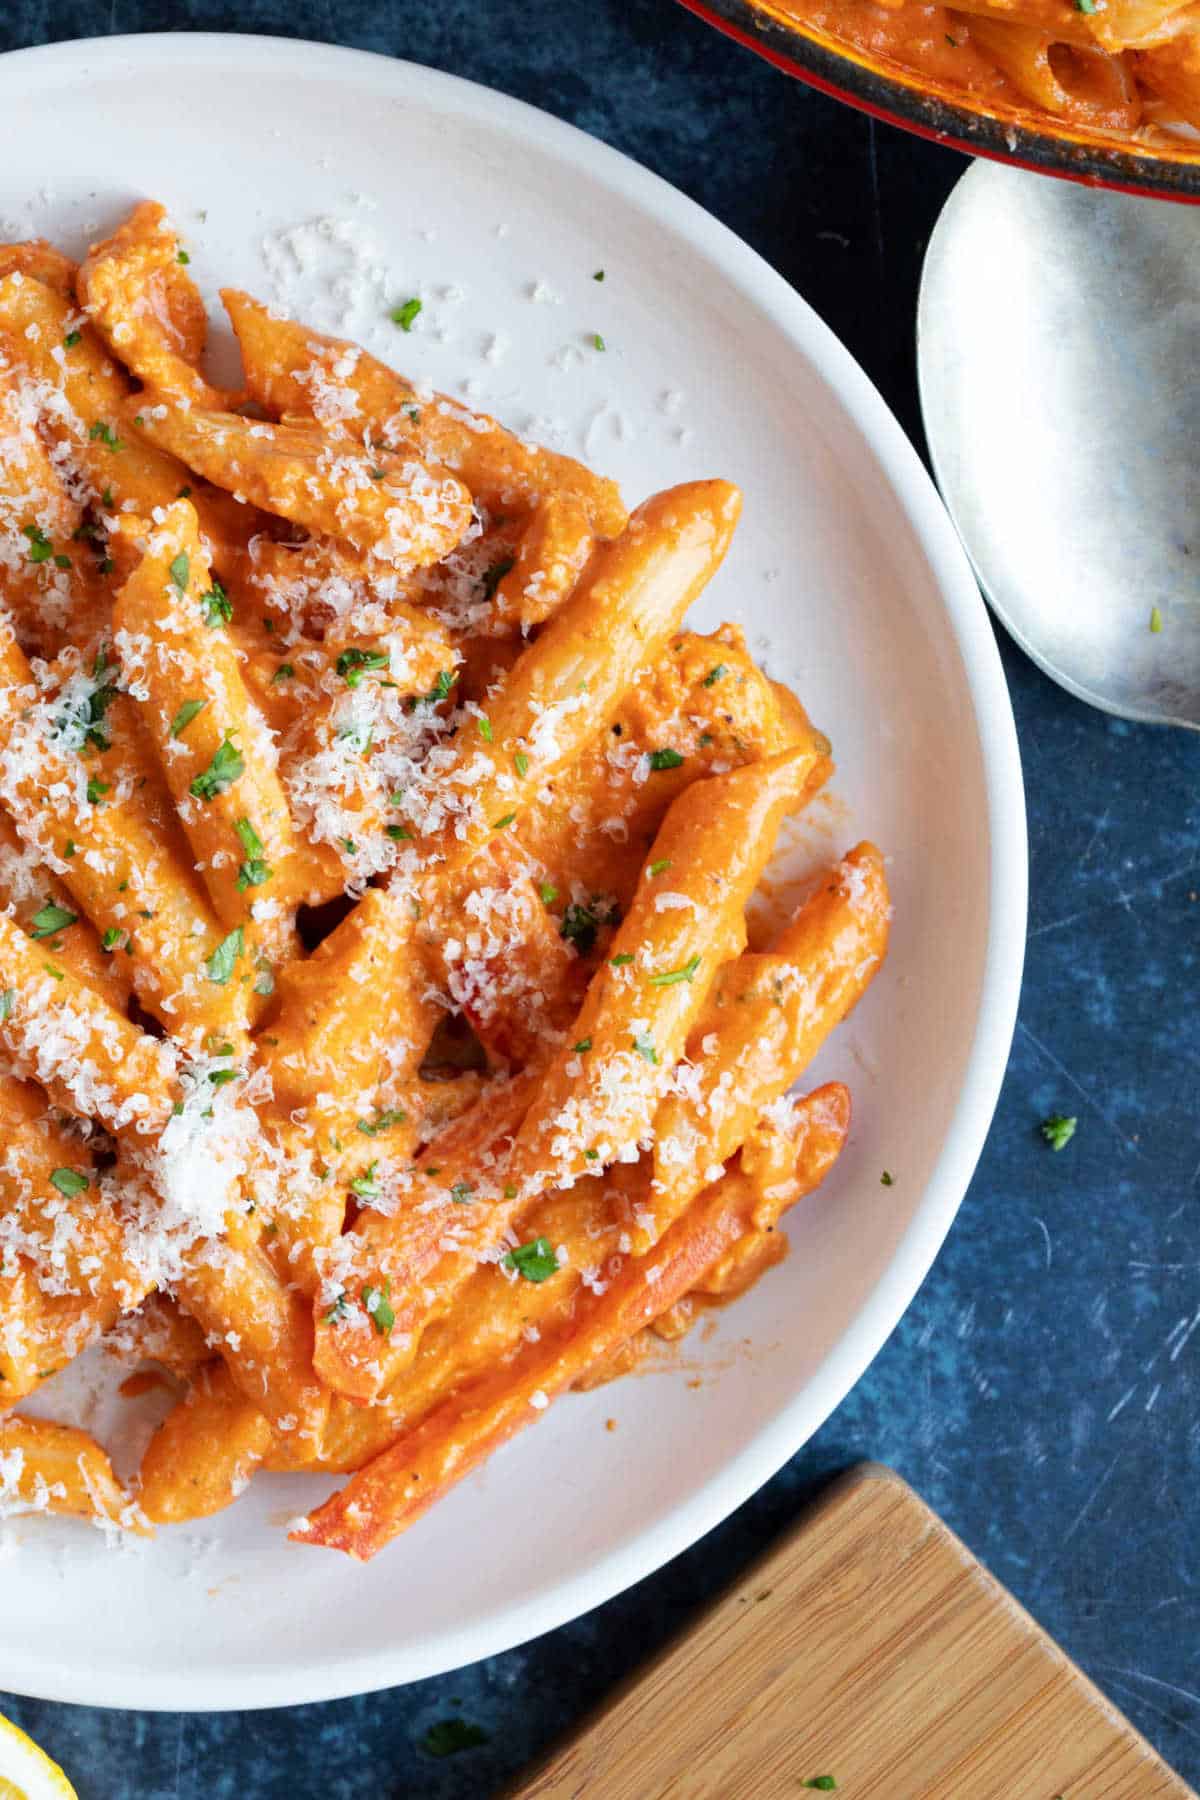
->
[336, 646, 389, 688]
[703, 663, 727, 686]
[1040, 1113, 1077, 1152]
[207, 1066, 241, 1089]
[574, 1037, 592, 1053]
[63, 329, 82, 347]
[1074, 0, 1097, 11]
[170, 698, 207, 738]
[22, 524, 53, 564]
[205, 926, 244, 985]
[324, 1292, 350, 1324]
[593, 269, 605, 281]
[492, 811, 517, 831]
[648, 747, 684, 772]
[64, 841, 76, 858]
[177, 248, 190, 264]
[88, 420, 122, 450]
[101, 928, 123, 951]
[648, 954, 701, 987]
[539, 882, 559, 906]
[480, 556, 515, 601]
[419, 1719, 489, 1758]
[560, 903, 601, 953]
[410, 668, 457, 710]
[53, 553, 71, 571]
[803, 1781, 838, 1792]
[190, 737, 244, 801]
[477, 714, 494, 743]
[86, 776, 110, 806]
[169, 551, 190, 592]
[361, 1280, 395, 1334]
[391, 297, 423, 331]
[60, 648, 120, 753]
[235, 817, 272, 891]
[610, 952, 633, 967]
[449, 1181, 475, 1203]
[30, 901, 77, 940]
[591, 332, 606, 352]
[1150, 606, 1164, 633]
[514, 751, 529, 778]
[504, 1236, 558, 1282]
[356, 1108, 408, 1137]
[632, 1032, 658, 1064]
[272, 663, 295, 683]
[881, 1170, 895, 1186]
[0, 989, 14, 1022]
[648, 858, 671, 876]
[50, 1167, 89, 1197]
[200, 577, 233, 628]
[350, 1162, 381, 1200]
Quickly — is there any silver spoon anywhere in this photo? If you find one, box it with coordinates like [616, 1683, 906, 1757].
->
[917, 158, 1200, 731]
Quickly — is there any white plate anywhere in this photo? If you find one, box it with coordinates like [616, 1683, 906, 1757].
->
[0, 33, 1026, 1710]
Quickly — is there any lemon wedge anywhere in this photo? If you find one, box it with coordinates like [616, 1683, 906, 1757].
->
[0, 1716, 77, 1800]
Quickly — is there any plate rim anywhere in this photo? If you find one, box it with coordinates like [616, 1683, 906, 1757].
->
[0, 29, 1028, 1711]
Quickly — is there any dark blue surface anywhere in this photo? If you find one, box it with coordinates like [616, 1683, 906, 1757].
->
[2, 4, 1198, 1795]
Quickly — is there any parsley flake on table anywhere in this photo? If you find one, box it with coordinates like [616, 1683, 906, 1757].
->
[1040, 1113, 1077, 1151]
[419, 1718, 489, 1758]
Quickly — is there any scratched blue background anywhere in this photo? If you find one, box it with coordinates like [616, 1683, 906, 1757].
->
[2, 3, 1198, 1795]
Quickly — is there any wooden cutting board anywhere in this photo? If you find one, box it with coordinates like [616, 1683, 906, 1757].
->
[507, 1463, 1193, 1800]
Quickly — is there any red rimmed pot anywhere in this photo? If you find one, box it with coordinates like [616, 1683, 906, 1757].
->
[678, 0, 1200, 201]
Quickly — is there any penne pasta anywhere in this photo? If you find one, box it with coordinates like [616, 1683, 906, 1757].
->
[650, 842, 890, 1243]
[77, 200, 232, 409]
[0, 212, 889, 1557]
[295, 1081, 850, 1559]
[222, 288, 628, 535]
[112, 499, 326, 952]
[0, 1414, 147, 1532]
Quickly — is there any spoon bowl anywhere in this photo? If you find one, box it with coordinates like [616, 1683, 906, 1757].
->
[918, 159, 1200, 732]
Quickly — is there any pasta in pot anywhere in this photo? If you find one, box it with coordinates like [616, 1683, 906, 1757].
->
[761, 0, 1200, 143]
